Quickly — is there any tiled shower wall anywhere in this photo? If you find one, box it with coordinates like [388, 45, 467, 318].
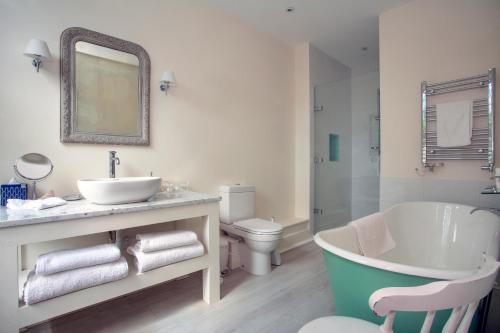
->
[351, 71, 380, 220]
[380, 177, 500, 210]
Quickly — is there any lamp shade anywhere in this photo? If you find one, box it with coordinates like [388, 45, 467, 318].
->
[23, 39, 52, 60]
[161, 70, 176, 84]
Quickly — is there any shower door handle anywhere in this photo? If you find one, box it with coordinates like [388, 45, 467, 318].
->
[314, 156, 325, 164]
[313, 208, 323, 215]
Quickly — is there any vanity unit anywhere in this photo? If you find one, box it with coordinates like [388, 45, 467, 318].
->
[0, 192, 220, 333]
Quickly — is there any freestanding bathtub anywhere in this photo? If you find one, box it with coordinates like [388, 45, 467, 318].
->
[315, 202, 500, 333]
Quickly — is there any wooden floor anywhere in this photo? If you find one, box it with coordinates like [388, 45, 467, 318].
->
[26, 242, 334, 333]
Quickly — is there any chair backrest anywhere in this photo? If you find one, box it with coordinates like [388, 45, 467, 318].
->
[368, 256, 499, 333]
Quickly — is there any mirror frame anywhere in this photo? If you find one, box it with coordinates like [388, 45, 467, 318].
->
[14, 153, 54, 181]
[60, 27, 151, 145]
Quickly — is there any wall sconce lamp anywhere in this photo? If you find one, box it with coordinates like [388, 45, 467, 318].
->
[23, 39, 52, 72]
[160, 70, 176, 94]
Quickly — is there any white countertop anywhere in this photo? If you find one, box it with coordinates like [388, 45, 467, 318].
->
[0, 192, 220, 229]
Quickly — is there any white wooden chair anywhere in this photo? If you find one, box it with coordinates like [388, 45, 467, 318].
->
[299, 256, 499, 333]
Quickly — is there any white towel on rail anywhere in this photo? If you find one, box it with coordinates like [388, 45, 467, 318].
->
[135, 230, 198, 253]
[127, 241, 204, 273]
[23, 257, 128, 305]
[436, 100, 473, 147]
[350, 212, 396, 258]
[35, 244, 121, 275]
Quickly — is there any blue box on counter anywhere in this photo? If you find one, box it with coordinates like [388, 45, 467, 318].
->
[1, 183, 28, 206]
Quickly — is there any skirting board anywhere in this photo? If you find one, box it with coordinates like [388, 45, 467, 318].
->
[277, 218, 312, 253]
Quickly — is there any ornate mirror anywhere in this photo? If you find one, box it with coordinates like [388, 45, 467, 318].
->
[60, 27, 150, 145]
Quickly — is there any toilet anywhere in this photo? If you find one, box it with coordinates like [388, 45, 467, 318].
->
[219, 185, 283, 275]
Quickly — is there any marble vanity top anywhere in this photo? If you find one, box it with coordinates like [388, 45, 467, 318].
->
[0, 191, 220, 229]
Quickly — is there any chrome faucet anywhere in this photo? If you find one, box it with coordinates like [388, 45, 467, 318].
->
[470, 207, 500, 215]
[109, 151, 120, 178]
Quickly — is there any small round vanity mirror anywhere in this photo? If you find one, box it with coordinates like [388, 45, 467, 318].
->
[14, 153, 54, 199]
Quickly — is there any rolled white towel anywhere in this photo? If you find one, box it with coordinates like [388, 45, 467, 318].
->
[135, 230, 198, 253]
[24, 257, 128, 305]
[127, 241, 204, 273]
[36, 244, 121, 276]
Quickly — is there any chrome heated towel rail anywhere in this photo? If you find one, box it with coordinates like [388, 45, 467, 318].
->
[421, 68, 496, 172]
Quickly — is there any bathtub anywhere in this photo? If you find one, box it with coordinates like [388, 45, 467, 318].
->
[315, 202, 500, 333]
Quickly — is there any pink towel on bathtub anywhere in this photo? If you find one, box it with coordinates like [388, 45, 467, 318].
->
[350, 212, 396, 258]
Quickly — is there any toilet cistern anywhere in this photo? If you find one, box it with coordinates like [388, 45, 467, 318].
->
[109, 151, 120, 178]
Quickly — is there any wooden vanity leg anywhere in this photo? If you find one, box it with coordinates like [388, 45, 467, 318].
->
[202, 204, 220, 304]
[0, 238, 21, 333]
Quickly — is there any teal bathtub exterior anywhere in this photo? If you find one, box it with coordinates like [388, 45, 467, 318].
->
[323, 250, 482, 333]
[315, 202, 500, 332]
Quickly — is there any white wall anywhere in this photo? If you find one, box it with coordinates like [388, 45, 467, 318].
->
[0, 0, 295, 220]
[293, 44, 310, 220]
[0, 0, 298, 264]
[379, 0, 500, 209]
[351, 71, 380, 219]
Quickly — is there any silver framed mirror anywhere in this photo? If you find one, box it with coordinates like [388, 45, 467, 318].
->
[14, 153, 54, 199]
[60, 27, 151, 145]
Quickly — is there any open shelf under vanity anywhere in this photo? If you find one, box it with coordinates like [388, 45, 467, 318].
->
[17, 254, 209, 325]
[0, 192, 221, 333]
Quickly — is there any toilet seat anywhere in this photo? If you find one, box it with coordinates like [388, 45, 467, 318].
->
[220, 220, 283, 242]
[233, 218, 283, 235]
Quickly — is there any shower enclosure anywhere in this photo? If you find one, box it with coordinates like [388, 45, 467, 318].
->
[312, 72, 380, 233]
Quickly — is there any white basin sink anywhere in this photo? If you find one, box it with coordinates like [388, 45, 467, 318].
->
[77, 177, 161, 205]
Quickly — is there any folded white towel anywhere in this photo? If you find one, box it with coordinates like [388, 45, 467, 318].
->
[436, 100, 473, 147]
[23, 257, 128, 305]
[7, 197, 67, 210]
[350, 212, 396, 258]
[127, 241, 204, 273]
[135, 230, 198, 253]
[35, 244, 121, 276]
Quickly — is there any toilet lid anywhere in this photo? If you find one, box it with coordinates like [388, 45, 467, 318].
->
[233, 218, 283, 235]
